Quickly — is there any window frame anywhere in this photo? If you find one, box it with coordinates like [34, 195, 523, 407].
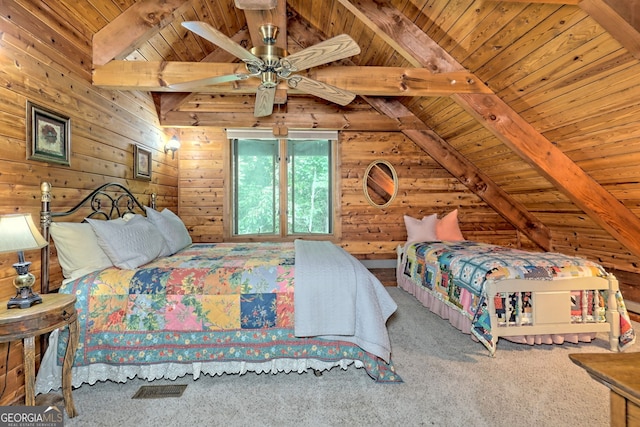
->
[223, 131, 341, 242]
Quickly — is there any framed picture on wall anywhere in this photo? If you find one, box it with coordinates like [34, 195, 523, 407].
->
[134, 145, 152, 180]
[26, 101, 71, 166]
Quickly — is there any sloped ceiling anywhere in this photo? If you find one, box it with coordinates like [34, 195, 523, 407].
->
[87, 0, 640, 262]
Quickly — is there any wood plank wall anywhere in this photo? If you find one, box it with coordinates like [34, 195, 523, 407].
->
[1, 0, 639, 408]
[0, 2, 175, 405]
[177, 119, 530, 258]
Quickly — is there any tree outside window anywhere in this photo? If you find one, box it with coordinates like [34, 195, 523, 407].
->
[232, 138, 333, 237]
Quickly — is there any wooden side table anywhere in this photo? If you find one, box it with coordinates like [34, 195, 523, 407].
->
[569, 352, 640, 427]
[0, 294, 78, 417]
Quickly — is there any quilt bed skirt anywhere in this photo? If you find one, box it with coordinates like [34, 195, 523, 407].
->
[35, 329, 391, 393]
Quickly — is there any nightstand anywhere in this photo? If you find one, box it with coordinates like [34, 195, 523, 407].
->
[0, 294, 78, 417]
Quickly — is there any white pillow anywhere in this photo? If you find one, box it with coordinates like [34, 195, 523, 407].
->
[85, 215, 165, 269]
[49, 222, 113, 280]
[145, 207, 192, 255]
[404, 214, 438, 243]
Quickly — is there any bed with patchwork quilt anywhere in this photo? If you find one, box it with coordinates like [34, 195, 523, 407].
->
[35, 183, 400, 396]
[397, 240, 636, 355]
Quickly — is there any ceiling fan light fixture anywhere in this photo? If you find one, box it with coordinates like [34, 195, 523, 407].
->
[261, 71, 278, 88]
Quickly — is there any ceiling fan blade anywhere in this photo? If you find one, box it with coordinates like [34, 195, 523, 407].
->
[254, 85, 276, 117]
[287, 75, 356, 106]
[182, 21, 262, 65]
[168, 73, 252, 91]
[281, 34, 361, 73]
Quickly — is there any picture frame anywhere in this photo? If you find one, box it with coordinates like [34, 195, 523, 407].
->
[26, 101, 71, 166]
[134, 145, 152, 181]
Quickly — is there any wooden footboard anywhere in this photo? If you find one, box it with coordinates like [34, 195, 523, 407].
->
[484, 275, 621, 353]
[396, 244, 624, 354]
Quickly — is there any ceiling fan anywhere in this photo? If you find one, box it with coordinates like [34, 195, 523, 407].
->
[170, 21, 361, 117]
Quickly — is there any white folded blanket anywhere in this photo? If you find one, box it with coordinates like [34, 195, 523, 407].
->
[294, 240, 397, 362]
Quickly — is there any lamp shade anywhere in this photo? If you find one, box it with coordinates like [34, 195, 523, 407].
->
[0, 214, 48, 253]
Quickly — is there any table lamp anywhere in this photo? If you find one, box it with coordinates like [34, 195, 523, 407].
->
[0, 213, 48, 309]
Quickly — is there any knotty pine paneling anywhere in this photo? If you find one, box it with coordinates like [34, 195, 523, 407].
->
[177, 128, 523, 260]
[1, 0, 639, 408]
[340, 131, 519, 259]
[0, 1, 177, 406]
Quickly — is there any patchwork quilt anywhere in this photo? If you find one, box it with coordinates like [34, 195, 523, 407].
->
[402, 241, 636, 354]
[57, 243, 400, 382]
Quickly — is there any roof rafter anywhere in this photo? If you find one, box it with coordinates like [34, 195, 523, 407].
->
[341, 0, 640, 258]
[92, 0, 187, 66]
[366, 97, 552, 249]
[287, 4, 550, 248]
[503, 0, 640, 58]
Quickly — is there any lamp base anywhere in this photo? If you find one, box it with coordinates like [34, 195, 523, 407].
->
[7, 287, 43, 309]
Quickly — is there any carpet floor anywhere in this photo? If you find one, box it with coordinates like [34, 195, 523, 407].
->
[59, 287, 638, 427]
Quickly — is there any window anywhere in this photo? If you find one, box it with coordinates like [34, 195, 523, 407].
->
[228, 130, 337, 238]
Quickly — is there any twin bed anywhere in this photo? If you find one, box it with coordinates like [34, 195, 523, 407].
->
[397, 240, 636, 356]
[34, 183, 636, 402]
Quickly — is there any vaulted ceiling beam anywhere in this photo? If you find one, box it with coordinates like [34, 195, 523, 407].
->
[502, 0, 580, 4]
[286, 6, 550, 248]
[505, 0, 640, 59]
[366, 97, 551, 249]
[159, 110, 420, 130]
[92, 62, 489, 95]
[343, 0, 640, 259]
[240, 0, 287, 50]
[92, 0, 186, 66]
[153, 28, 252, 121]
[579, 0, 640, 59]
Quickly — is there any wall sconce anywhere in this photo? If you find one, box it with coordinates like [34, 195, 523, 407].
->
[164, 135, 180, 159]
[0, 214, 49, 309]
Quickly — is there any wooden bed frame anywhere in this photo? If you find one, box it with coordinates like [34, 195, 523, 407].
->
[39, 181, 155, 294]
[484, 276, 620, 352]
[396, 244, 622, 354]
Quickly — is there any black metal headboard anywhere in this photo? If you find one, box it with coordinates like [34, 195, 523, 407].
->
[39, 182, 157, 293]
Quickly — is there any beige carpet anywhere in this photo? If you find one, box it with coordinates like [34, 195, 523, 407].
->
[60, 287, 638, 427]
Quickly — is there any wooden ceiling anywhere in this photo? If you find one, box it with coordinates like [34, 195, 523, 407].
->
[52, 0, 640, 262]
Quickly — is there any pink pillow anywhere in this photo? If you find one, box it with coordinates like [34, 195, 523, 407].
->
[404, 214, 438, 243]
[436, 209, 465, 241]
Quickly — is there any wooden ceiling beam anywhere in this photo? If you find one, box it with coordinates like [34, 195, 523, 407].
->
[579, 0, 640, 59]
[343, 0, 640, 259]
[159, 110, 422, 130]
[365, 97, 551, 250]
[155, 28, 252, 120]
[508, 0, 640, 58]
[242, 0, 287, 50]
[93, 62, 489, 95]
[287, 4, 550, 249]
[501, 0, 580, 4]
[92, 0, 186, 66]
